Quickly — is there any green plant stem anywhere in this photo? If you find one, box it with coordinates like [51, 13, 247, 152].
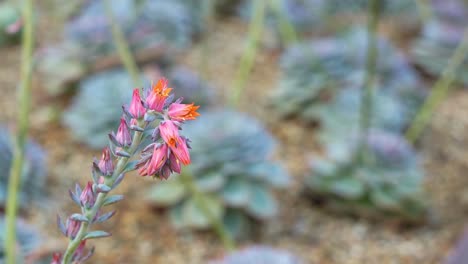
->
[103, 0, 142, 87]
[199, 0, 215, 79]
[406, 28, 468, 143]
[61, 125, 145, 264]
[5, 0, 34, 263]
[270, 0, 297, 45]
[358, 0, 380, 160]
[229, 0, 266, 107]
[414, 0, 432, 23]
[180, 172, 235, 251]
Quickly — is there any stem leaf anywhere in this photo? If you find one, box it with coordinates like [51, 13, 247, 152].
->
[103, 194, 124, 206]
[84, 230, 111, 240]
[70, 213, 89, 222]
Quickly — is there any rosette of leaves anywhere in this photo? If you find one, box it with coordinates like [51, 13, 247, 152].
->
[0, 3, 21, 47]
[66, 0, 193, 62]
[0, 127, 47, 209]
[305, 130, 427, 222]
[62, 69, 135, 149]
[209, 245, 302, 264]
[146, 110, 290, 238]
[410, 17, 468, 84]
[0, 216, 46, 264]
[271, 28, 425, 123]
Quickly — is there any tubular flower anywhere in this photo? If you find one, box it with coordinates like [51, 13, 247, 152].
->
[167, 103, 200, 121]
[168, 152, 181, 174]
[159, 120, 181, 148]
[115, 118, 132, 147]
[98, 147, 114, 175]
[137, 143, 169, 177]
[171, 136, 191, 165]
[146, 78, 172, 112]
[128, 89, 146, 119]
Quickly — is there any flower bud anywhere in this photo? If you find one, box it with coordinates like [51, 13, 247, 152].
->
[80, 182, 96, 208]
[98, 147, 114, 176]
[66, 217, 81, 239]
[115, 118, 132, 147]
[128, 89, 146, 119]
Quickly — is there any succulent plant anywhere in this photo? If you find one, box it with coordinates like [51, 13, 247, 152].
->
[0, 217, 42, 263]
[410, 1, 468, 85]
[66, 0, 193, 62]
[62, 69, 136, 149]
[0, 3, 22, 47]
[306, 130, 427, 222]
[146, 110, 290, 238]
[0, 127, 47, 209]
[209, 245, 302, 264]
[271, 27, 426, 123]
[323, 0, 417, 15]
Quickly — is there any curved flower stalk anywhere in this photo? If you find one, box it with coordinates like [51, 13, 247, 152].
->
[52, 78, 200, 264]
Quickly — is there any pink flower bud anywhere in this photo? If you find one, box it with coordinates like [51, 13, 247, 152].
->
[98, 147, 114, 176]
[128, 89, 146, 119]
[115, 118, 132, 147]
[80, 182, 95, 208]
[66, 217, 81, 239]
[137, 144, 169, 176]
[169, 152, 181, 174]
[167, 103, 200, 121]
[51, 253, 62, 264]
[159, 120, 181, 147]
[170, 137, 191, 165]
[146, 78, 172, 112]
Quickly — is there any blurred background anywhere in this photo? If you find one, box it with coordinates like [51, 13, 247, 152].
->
[1, 0, 468, 263]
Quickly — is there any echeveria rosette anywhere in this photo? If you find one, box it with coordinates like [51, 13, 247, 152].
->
[145, 110, 290, 239]
[53, 78, 200, 263]
[271, 27, 426, 123]
[306, 130, 428, 222]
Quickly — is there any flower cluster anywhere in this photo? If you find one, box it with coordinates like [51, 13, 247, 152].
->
[53, 78, 199, 264]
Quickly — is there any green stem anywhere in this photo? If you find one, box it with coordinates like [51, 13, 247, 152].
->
[358, 0, 380, 160]
[180, 172, 235, 251]
[270, 0, 298, 45]
[229, 0, 266, 107]
[5, 0, 34, 263]
[406, 28, 468, 143]
[414, 0, 432, 23]
[199, 0, 215, 79]
[61, 126, 145, 264]
[103, 0, 142, 87]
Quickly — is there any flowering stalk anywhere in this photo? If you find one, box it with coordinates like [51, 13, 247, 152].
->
[5, 0, 34, 263]
[53, 79, 200, 264]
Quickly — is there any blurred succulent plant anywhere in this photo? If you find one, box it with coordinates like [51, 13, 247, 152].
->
[146, 110, 290, 238]
[0, 127, 47, 209]
[209, 245, 302, 264]
[0, 3, 22, 47]
[410, 6, 468, 85]
[239, 0, 417, 37]
[306, 130, 427, 222]
[0, 217, 42, 262]
[168, 66, 216, 107]
[66, 0, 193, 62]
[36, 44, 86, 96]
[271, 28, 426, 123]
[62, 69, 135, 149]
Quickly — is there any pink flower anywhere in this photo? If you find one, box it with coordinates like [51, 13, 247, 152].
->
[146, 78, 172, 112]
[98, 147, 114, 176]
[80, 182, 95, 208]
[169, 152, 181, 174]
[128, 89, 146, 119]
[168, 103, 200, 121]
[138, 144, 168, 176]
[159, 121, 191, 165]
[115, 118, 131, 147]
